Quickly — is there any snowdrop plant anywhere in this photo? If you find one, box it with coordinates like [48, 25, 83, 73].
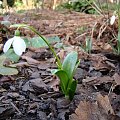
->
[9, 24, 79, 100]
[80, 37, 92, 54]
[109, 1, 120, 55]
[110, 15, 116, 25]
[3, 30, 26, 56]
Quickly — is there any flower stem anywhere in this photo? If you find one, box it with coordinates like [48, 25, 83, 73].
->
[16, 24, 62, 68]
[30, 26, 62, 67]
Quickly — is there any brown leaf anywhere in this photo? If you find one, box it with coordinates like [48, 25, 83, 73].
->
[70, 101, 105, 120]
[70, 94, 114, 120]
[112, 73, 120, 85]
[82, 76, 113, 85]
[90, 54, 110, 70]
[21, 56, 40, 64]
[96, 94, 114, 115]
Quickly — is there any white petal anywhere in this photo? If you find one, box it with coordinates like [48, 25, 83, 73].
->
[110, 15, 116, 25]
[3, 37, 14, 53]
[13, 36, 26, 56]
[109, 0, 113, 3]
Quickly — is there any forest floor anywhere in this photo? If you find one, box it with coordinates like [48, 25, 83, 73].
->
[0, 9, 120, 120]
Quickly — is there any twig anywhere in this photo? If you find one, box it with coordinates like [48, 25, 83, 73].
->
[10, 101, 22, 115]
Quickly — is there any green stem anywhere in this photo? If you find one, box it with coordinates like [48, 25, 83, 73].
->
[117, 2, 120, 54]
[16, 24, 62, 68]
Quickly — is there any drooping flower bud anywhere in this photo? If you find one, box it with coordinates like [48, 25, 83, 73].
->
[110, 15, 116, 25]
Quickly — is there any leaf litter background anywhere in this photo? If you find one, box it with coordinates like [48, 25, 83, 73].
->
[0, 9, 120, 120]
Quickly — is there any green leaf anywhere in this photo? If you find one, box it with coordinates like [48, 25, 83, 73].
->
[62, 51, 78, 79]
[23, 38, 31, 48]
[85, 37, 92, 53]
[52, 69, 69, 94]
[30, 36, 60, 48]
[0, 67, 18, 75]
[74, 60, 80, 75]
[0, 55, 18, 75]
[68, 80, 77, 100]
[54, 42, 63, 48]
[0, 55, 6, 66]
[48, 36, 60, 43]
[30, 37, 47, 48]
[1, 21, 11, 27]
[4, 49, 20, 62]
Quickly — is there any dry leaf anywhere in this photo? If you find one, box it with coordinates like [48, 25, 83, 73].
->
[21, 56, 40, 64]
[83, 76, 113, 85]
[70, 101, 105, 120]
[97, 94, 114, 115]
[90, 54, 110, 70]
[70, 94, 114, 120]
[112, 73, 120, 85]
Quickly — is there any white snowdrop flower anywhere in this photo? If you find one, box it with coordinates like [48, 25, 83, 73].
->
[3, 36, 26, 56]
[109, 0, 114, 3]
[110, 15, 116, 25]
[0, 1, 2, 5]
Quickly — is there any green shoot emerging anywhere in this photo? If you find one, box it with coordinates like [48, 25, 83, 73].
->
[52, 51, 80, 100]
[80, 37, 92, 54]
[10, 24, 79, 100]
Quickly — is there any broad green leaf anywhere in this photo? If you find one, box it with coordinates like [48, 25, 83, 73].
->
[48, 36, 60, 43]
[68, 80, 77, 100]
[51, 69, 59, 75]
[30, 36, 60, 48]
[0, 55, 6, 66]
[62, 51, 78, 79]
[30, 37, 47, 48]
[54, 42, 64, 49]
[4, 49, 20, 62]
[0, 67, 18, 75]
[52, 69, 69, 94]
[0, 55, 18, 75]
[1, 21, 11, 27]
[73, 60, 80, 75]
[23, 38, 31, 48]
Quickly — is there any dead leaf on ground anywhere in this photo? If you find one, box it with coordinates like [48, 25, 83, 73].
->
[96, 94, 114, 115]
[112, 73, 120, 86]
[70, 93, 114, 120]
[92, 41, 113, 53]
[82, 76, 114, 85]
[21, 56, 40, 64]
[90, 54, 110, 70]
[70, 100, 105, 120]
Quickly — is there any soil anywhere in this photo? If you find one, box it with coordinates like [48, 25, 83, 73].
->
[0, 9, 120, 120]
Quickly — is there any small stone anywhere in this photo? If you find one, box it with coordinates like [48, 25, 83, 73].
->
[7, 92, 19, 99]
[22, 81, 34, 92]
[10, 86, 16, 91]
[74, 68, 86, 83]
[57, 98, 70, 109]
[30, 72, 40, 79]
[0, 106, 15, 119]
[28, 102, 38, 110]
[30, 78, 48, 94]
[37, 111, 47, 120]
